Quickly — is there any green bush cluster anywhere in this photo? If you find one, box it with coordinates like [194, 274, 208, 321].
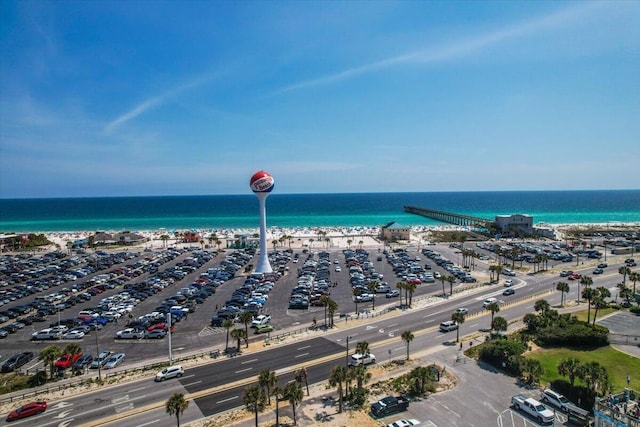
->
[535, 323, 609, 348]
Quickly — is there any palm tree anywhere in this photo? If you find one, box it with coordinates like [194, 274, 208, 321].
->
[352, 364, 371, 392]
[355, 341, 369, 356]
[39, 345, 62, 379]
[629, 271, 639, 295]
[346, 239, 352, 249]
[160, 234, 170, 248]
[401, 330, 414, 360]
[284, 380, 304, 424]
[222, 319, 234, 350]
[231, 328, 246, 350]
[243, 384, 266, 427]
[446, 275, 456, 296]
[258, 368, 278, 405]
[493, 264, 504, 282]
[556, 281, 570, 307]
[166, 393, 189, 427]
[619, 266, 631, 286]
[272, 385, 285, 426]
[63, 343, 82, 359]
[319, 295, 331, 327]
[580, 361, 610, 397]
[534, 299, 551, 316]
[558, 357, 582, 386]
[582, 286, 597, 324]
[618, 283, 634, 306]
[405, 281, 417, 307]
[439, 274, 447, 296]
[486, 301, 500, 327]
[579, 275, 593, 305]
[238, 311, 254, 340]
[272, 239, 279, 251]
[328, 365, 348, 413]
[367, 280, 378, 310]
[491, 316, 508, 335]
[295, 367, 309, 396]
[352, 287, 361, 315]
[396, 281, 407, 305]
[592, 286, 611, 325]
[327, 299, 338, 328]
[451, 311, 465, 343]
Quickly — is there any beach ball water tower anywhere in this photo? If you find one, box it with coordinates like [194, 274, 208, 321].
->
[250, 170, 274, 273]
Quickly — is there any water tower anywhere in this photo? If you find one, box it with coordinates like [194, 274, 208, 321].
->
[250, 170, 274, 273]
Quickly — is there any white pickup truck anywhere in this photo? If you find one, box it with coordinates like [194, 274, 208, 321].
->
[511, 395, 554, 424]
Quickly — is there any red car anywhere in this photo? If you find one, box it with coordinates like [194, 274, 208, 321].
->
[54, 353, 82, 369]
[6, 401, 47, 421]
[568, 273, 582, 280]
[147, 323, 174, 332]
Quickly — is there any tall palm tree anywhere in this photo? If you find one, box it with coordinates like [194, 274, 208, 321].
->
[352, 364, 371, 392]
[238, 311, 254, 340]
[582, 286, 597, 324]
[401, 330, 414, 360]
[346, 239, 352, 249]
[592, 286, 611, 325]
[486, 301, 500, 327]
[222, 319, 234, 350]
[231, 328, 246, 350]
[327, 299, 338, 328]
[367, 280, 378, 310]
[451, 311, 465, 342]
[328, 365, 348, 413]
[405, 281, 417, 307]
[439, 274, 447, 296]
[63, 343, 82, 359]
[618, 283, 633, 306]
[319, 295, 331, 327]
[352, 287, 362, 315]
[446, 275, 456, 296]
[243, 384, 266, 427]
[258, 368, 278, 405]
[284, 380, 304, 425]
[534, 299, 551, 316]
[396, 281, 407, 305]
[295, 367, 309, 396]
[272, 385, 284, 426]
[629, 271, 639, 295]
[166, 393, 189, 427]
[160, 234, 169, 248]
[39, 345, 62, 379]
[619, 266, 631, 286]
[556, 281, 570, 307]
[579, 275, 593, 305]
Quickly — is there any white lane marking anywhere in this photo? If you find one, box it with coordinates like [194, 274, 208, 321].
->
[241, 358, 258, 364]
[387, 323, 398, 327]
[183, 380, 202, 387]
[137, 420, 160, 427]
[297, 345, 311, 350]
[217, 395, 239, 404]
[236, 367, 252, 374]
[295, 353, 309, 358]
[181, 374, 195, 380]
[112, 395, 130, 404]
[115, 403, 134, 413]
[128, 386, 146, 393]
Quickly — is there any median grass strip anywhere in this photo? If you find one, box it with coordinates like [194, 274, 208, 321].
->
[527, 345, 640, 391]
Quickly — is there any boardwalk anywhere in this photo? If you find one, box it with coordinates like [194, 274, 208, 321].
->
[404, 205, 493, 229]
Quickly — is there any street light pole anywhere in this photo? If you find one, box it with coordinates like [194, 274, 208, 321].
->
[168, 313, 173, 365]
[345, 336, 349, 367]
[94, 326, 101, 381]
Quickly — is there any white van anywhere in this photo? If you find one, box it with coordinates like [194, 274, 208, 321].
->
[155, 365, 184, 382]
[439, 321, 458, 332]
[483, 297, 498, 308]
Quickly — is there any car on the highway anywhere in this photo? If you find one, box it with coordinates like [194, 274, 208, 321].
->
[255, 324, 274, 334]
[560, 270, 573, 277]
[504, 279, 514, 287]
[386, 289, 400, 298]
[154, 365, 184, 382]
[597, 263, 608, 268]
[439, 321, 458, 332]
[103, 353, 125, 369]
[455, 307, 468, 314]
[503, 288, 515, 296]
[593, 268, 604, 275]
[5, 401, 47, 421]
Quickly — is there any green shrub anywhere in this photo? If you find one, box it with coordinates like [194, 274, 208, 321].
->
[536, 323, 608, 348]
[630, 306, 640, 315]
[479, 339, 526, 372]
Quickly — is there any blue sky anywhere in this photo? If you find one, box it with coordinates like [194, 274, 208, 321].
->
[1, 1, 639, 198]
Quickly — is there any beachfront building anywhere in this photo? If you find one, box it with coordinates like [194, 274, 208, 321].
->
[226, 233, 260, 249]
[594, 388, 639, 427]
[380, 222, 411, 242]
[91, 231, 147, 246]
[182, 231, 201, 243]
[494, 214, 533, 237]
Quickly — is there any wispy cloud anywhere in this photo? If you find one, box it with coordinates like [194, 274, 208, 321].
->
[274, 2, 607, 95]
[104, 74, 214, 133]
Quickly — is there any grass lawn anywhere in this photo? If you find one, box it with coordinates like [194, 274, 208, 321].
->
[570, 307, 618, 323]
[527, 345, 640, 391]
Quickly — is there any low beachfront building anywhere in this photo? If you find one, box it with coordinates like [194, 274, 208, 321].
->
[380, 222, 411, 242]
[594, 388, 639, 427]
[494, 214, 533, 237]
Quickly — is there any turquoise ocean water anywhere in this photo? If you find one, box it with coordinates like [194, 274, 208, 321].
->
[0, 190, 639, 232]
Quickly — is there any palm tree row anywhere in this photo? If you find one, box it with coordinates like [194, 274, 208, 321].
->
[243, 368, 304, 426]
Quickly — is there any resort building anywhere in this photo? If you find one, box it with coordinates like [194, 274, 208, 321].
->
[380, 222, 411, 242]
[494, 214, 533, 237]
[91, 231, 147, 246]
[182, 231, 201, 243]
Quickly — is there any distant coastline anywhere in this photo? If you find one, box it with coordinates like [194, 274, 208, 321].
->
[1, 190, 639, 232]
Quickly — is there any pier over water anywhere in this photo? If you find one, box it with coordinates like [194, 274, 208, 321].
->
[404, 205, 493, 229]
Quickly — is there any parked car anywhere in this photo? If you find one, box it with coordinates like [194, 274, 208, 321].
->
[103, 353, 125, 369]
[5, 401, 47, 421]
[116, 328, 144, 339]
[54, 353, 82, 370]
[63, 330, 85, 340]
[154, 365, 184, 382]
[251, 314, 271, 328]
[72, 354, 94, 371]
[144, 329, 167, 339]
[387, 419, 420, 427]
[1, 352, 34, 373]
[90, 351, 112, 369]
[540, 389, 572, 412]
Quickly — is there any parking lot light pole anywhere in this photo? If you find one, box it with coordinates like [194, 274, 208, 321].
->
[345, 335, 352, 367]
[95, 327, 101, 381]
[168, 313, 173, 365]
